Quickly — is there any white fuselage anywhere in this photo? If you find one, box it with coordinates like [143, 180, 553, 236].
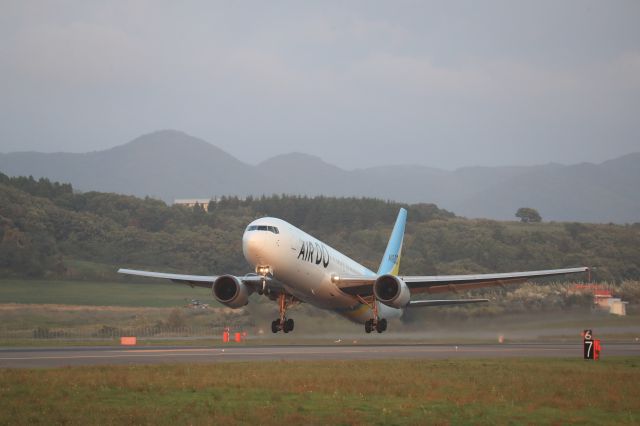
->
[242, 217, 402, 324]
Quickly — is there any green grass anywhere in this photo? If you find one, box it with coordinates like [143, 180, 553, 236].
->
[0, 279, 211, 307]
[1, 358, 639, 425]
[0, 338, 224, 348]
[1, 279, 638, 348]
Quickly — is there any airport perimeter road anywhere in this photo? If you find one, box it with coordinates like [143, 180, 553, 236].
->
[1, 343, 639, 368]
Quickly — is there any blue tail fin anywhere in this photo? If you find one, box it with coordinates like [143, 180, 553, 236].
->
[377, 208, 407, 276]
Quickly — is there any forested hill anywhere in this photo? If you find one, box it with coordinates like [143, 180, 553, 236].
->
[1, 173, 639, 282]
[2, 130, 639, 223]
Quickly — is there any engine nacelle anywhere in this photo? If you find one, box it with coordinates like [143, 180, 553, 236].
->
[373, 274, 410, 309]
[212, 275, 250, 308]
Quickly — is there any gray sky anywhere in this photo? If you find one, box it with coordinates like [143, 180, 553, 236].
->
[1, 1, 639, 170]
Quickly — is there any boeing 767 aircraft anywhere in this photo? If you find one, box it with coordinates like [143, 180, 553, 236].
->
[119, 209, 588, 333]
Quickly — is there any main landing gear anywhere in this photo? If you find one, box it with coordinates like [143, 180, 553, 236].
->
[365, 318, 387, 334]
[271, 293, 295, 333]
[357, 295, 388, 334]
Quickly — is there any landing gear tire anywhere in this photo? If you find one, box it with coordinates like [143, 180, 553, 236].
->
[272, 317, 294, 333]
[376, 318, 387, 333]
[365, 319, 373, 334]
[285, 318, 294, 332]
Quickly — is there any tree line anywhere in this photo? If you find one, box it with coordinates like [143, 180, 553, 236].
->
[1, 172, 639, 282]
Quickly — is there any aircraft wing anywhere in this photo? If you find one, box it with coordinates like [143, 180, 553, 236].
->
[118, 268, 269, 289]
[335, 267, 589, 297]
[407, 298, 489, 307]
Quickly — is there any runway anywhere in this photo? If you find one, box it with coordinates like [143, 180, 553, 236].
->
[1, 343, 638, 368]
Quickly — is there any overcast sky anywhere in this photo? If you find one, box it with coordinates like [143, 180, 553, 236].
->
[1, 1, 639, 170]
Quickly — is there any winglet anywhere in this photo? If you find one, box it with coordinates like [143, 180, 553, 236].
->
[377, 208, 407, 276]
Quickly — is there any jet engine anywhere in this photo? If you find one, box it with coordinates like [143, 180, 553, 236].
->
[373, 274, 410, 309]
[212, 275, 250, 308]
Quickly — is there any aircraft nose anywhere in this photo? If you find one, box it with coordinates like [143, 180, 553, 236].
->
[242, 230, 265, 262]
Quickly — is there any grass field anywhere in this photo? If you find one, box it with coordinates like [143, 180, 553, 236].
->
[1, 278, 639, 347]
[0, 279, 211, 307]
[1, 358, 638, 425]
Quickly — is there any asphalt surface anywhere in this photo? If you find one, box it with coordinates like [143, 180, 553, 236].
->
[0, 343, 638, 368]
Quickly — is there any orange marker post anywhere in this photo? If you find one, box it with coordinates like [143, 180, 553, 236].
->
[222, 331, 230, 343]
[120, 336, 137, 346]
[234, 332, 242, 343]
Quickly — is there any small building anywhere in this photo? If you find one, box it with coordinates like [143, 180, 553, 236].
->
[593, 289, 614, 310]
[608, 298, 628, 316]
[174, 198, 213, 211]
[594, 291, 628, 316]
[572, 284, 627, 316]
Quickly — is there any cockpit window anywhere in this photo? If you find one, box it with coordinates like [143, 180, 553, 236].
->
[246, 225, 279, 234]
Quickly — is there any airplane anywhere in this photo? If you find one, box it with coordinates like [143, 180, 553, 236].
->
[119, 208, 588, 334]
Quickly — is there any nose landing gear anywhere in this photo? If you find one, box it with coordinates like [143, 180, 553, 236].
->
[256, 265, 272, 296]
[271, 293, 295, 333]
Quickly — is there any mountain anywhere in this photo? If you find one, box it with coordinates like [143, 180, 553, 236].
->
[0, 130, 265, 199]
[258, 153, 351, 196]
[448, 155, 640, 222]
[1, 130, 639, 223]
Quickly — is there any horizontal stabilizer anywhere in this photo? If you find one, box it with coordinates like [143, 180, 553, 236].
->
[407, 298, 489, 308]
